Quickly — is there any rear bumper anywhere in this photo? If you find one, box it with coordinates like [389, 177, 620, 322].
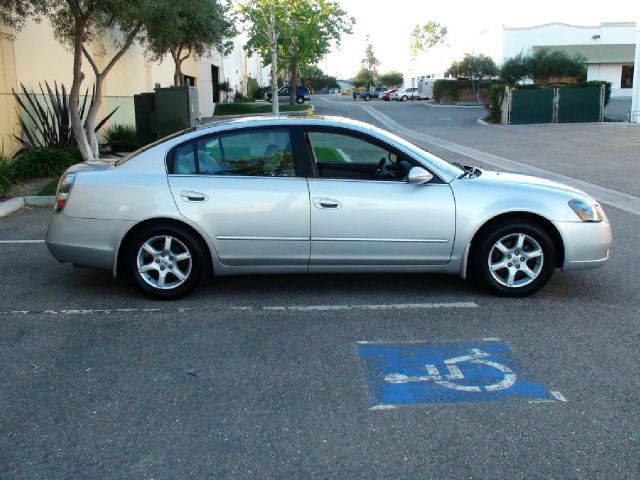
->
[46, 213, 134, 271]
[553, 220, 612, 271]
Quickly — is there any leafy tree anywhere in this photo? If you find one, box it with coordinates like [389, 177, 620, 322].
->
[145, 0, 235, 87]
[500, 49, 586, 86]
[241, 0, 353, 107]
[499, 53, 531, 85]
[301, 65, 338, 91]
[359, 35, 379, 89]
[447, 53, 498, 102]
[0, 0, 150, 161]
[239, 0, 289, 114]
[378, 71, 403, 88]
[528, 49, 586, 85]
[409, 20, 447, 59]
[352, 68, 375, 89]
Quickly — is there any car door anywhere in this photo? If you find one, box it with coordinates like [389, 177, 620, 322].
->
[304, 128, 455, 267]
[167, 127, 310, 268]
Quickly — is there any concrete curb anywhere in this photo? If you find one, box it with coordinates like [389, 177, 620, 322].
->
[0, 195, 55, 217]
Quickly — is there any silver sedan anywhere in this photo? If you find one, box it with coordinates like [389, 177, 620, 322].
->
[46, 116, 612, 299]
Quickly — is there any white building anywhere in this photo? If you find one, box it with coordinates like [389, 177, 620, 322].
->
[503, 22, 636, 98]
[197, 35, 268, 117]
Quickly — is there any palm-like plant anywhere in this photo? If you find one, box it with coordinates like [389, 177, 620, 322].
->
[12, 81, 119, 152]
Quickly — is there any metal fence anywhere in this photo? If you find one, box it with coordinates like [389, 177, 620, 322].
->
[504, 86, 604, 125]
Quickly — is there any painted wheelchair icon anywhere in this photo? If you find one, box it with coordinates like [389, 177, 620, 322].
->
[384, 348, 516, 392]
[357, 341, 559, 405]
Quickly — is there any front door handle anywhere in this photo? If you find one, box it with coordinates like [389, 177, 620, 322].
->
[181, 191, 209, 202]
[313, 197, 342, 209]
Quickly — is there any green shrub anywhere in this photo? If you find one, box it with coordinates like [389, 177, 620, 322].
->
[433, 80, 460, 102]
[433, 79, 496, 103]
[486, 83, 506, 123]
[0, 155, 15, 197]
[12, 147, 81, 180]
[578, 81, 611, 107]
[104, 124, 137, 151]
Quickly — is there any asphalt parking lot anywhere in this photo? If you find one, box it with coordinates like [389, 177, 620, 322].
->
[2, 99, 640, 478]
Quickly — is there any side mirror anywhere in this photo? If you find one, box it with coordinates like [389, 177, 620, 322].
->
[407, 166, 433, 184]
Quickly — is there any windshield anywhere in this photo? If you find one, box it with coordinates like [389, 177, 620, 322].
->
[114, 128, 196, 166]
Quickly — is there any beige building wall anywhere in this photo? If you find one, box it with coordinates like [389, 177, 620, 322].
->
[0, 19, 205, 156]
[0, 27, 19, 154]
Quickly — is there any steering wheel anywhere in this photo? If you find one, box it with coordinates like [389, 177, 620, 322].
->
[374, 157, 387, 178]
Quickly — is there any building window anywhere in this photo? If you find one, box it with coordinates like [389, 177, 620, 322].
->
[183, 75, 196, 87]
[621, 65, 634, 89]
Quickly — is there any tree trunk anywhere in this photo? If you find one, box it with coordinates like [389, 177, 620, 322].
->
[69, 25, 93, 161]
[271, 45, 279, 115]
[289, 50, 298, 106]
[84, 73, 103, 159]
[174, 60, 183, 86]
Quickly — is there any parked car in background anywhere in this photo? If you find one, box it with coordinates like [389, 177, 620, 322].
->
[382, 89, 398, 101]
[392, 87, 419, 101]
[47, 116, 611, 299]
[265, 86, 310, 104]
[359, 87, 387, 100]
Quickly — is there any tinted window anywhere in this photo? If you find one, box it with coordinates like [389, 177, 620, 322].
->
[173, 143, 197, 174]
[194, 129, 295, 177]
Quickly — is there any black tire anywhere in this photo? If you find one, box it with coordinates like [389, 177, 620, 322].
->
[470, 220, 556, 297]
[296, 96, 304, 104]
[126, 223, 208, 299]
[364, 95, 370, 101]
[402, 95, 408, 102]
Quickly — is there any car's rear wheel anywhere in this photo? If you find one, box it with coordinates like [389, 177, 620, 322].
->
[402, 95, 408, 102]
[127, 224, 208, 299]
[471, 220, 556, 297]
[296, 96, 304, 104]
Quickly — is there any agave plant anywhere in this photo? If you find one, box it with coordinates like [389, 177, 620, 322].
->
[11, 81, 120, 151]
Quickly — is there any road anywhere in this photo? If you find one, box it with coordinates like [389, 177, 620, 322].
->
[1, 98, 639, 479]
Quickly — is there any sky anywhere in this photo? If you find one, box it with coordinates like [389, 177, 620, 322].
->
[323, 0, 640, 80]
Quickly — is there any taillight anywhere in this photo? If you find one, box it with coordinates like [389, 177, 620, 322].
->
[55, 173, 77, 212]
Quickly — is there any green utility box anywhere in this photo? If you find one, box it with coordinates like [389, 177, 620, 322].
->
[134, 86, 199, 146]
[133, 92, 157, 147]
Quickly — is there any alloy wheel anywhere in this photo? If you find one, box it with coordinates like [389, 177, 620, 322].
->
[136, 235, 193, 290]
[487, 233, 544, 288]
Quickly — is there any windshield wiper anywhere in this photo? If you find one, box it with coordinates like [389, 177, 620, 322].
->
[455, 163, 481, 178]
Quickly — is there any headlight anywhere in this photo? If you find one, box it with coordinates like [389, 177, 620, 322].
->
[568, 199, 603, 222]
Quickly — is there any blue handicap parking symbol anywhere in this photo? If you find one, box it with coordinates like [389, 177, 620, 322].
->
[358, 341, 555, 406]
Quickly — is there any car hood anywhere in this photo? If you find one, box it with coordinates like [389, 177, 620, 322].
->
[472, 170, 586, 197]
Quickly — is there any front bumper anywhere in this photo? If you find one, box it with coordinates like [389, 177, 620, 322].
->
[46, 213, 135, 271]
[553, 219, 612, 271]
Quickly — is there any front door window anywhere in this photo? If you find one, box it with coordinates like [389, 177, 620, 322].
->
[307, 131, 417, 181]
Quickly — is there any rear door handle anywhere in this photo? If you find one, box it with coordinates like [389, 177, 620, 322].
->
[313, 197, 341, 209]
[181, 191, 209, 202]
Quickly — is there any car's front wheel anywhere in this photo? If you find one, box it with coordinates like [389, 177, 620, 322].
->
[471, 220, 556, 297]
[402, 95, 408, 102]
[296, 96, 304, 104]
[127, 224, 208, 299]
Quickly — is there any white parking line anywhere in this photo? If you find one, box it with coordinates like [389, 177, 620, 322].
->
[0, 302, 478, 316]
[0, 240, 45, 244]
[263, 302, 478, 312]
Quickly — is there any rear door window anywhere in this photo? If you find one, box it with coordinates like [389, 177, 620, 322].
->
[196, 129, 295, 177]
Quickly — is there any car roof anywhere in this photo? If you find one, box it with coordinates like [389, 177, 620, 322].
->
[194, 115, 375, 134]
